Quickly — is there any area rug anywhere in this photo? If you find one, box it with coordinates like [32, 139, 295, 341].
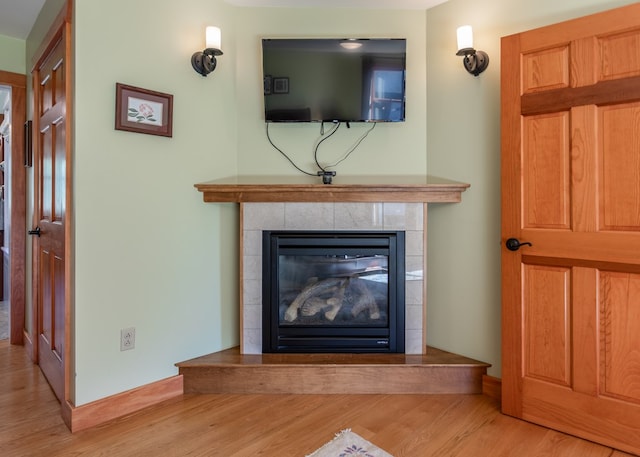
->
[306, 429, 394, 457]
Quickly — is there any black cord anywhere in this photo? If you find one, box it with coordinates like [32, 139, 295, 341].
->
[265, 123, 317, 177]
[314, 121, 340, 172]
[326, 122, 376, 169]
[265, 120, 373, 177]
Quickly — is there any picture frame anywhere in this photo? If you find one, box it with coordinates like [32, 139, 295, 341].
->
[273, 77, 289, 94]
[115, 83, 173, 137]
[264, 75, 272, 95]
[24, 120, 32, 167]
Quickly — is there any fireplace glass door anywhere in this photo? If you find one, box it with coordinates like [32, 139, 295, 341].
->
[262, 231, 405, 353]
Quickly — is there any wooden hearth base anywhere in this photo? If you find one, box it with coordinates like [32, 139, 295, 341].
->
[176, 346, 490, 395]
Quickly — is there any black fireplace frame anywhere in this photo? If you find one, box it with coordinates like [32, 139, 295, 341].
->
[262, 230, 405, 353]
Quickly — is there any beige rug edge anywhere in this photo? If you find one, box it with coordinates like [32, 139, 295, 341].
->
[306, 429, 394, 457]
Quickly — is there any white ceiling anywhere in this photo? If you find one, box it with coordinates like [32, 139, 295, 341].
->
[225, 0, 448, 8]
[0, 0, 45, 40]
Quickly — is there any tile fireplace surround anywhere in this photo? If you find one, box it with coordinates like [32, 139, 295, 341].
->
[195, 175, 470, 355]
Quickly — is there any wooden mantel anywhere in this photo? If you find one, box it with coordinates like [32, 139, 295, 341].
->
[194, 175, 470, 203]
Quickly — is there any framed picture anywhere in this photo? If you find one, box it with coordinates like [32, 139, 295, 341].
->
[264, 75, 272, 95]
[24, 120, 32, 167]
[115, 83, 173, 137]
[273, 77, 289, 94]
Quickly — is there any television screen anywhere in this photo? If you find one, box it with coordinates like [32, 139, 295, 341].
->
[262, 38, 406, 123]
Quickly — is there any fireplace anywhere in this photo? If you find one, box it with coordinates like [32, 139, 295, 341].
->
[196, 178, 470, 355]
[262, 230, 405, 353]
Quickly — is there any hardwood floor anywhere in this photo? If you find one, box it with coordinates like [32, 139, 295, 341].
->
[1, 340, 634, 457]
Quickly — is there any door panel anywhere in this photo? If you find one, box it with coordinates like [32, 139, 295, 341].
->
[522, 46, 570, 93]
[34, 33, 67, 403]
[501, 4, 640, 454]
[600, 102, 640, 231]
[522, 112, 570, 229]
[598, 29, 640, 81]
[523, 264, 571, 387]
[600, 271, 640, 404]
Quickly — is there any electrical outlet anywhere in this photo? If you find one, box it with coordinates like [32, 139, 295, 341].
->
[120, 327, 135, 351]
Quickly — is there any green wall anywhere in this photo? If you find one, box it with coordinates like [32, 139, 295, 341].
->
[0, 35, 26, 74]
[234, 6, 427, 176]
[71, 0, 240, 404]
[425, 0, 637, 377]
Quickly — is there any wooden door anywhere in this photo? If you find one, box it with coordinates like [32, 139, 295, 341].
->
[33, 31, 69, 403]
[501, 4, 640, 454]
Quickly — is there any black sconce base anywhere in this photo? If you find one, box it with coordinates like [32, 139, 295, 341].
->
[191, 48, 223, 77]
[462, 50, 489, 77]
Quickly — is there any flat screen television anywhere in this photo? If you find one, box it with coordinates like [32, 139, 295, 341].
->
[262, 38, 406, 123]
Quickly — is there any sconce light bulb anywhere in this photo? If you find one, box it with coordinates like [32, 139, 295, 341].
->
[456, 25, 474, 53]
[206, 26, 221, 50]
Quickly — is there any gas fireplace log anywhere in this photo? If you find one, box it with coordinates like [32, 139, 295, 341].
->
[301, 276, 349, 321]
[300, 297, 329, 317]
[350, 278, 381, 319]
[323, 297, 343, 321]
[300, 296, 343, 321]
[284, 277, 349, 322]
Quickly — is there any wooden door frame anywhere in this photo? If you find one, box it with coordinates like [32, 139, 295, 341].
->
[30, 0, 74, 427]
[0, 70, 26, 348]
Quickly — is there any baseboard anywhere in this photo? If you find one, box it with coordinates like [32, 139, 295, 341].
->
[68, 374, 183, 432]
[482, 375, 501, 402]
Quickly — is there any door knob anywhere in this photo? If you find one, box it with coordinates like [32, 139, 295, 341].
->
[506, 237, 531, 251]
[28, 226, 41, 237]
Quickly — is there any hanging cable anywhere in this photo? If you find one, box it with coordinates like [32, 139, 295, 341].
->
[326, 122, 377, 169]
[313, 121, 340, 172]
[265, 123, 317, 177]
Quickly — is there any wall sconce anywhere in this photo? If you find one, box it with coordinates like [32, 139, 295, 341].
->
[456, 25, 489, 76]
[191, 26, 223, 77]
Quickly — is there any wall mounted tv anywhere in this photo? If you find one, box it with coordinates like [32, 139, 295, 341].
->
[262, 38, 406, 123]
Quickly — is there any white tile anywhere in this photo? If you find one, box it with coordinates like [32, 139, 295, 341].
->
[405, 329, 424, 354]
[334, 203, 384, 230]
[383, 203, 423, 230]
[405, 255, 424, 281]
[405, 230, 424, 257]
[405, 304, 424, 330]
[243, 255, 262, 281]
[243, 203, 285, 230]
[243, 304, 262, 329]
[285, 203, 335, 229]
[243, 279, 262, 306]
[243, 230, 263, 257]
[406, 280, 423, 306]
[243, 329, 262, 355]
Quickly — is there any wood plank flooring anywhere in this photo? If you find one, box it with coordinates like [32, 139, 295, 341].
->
[1, 340, 635, 457]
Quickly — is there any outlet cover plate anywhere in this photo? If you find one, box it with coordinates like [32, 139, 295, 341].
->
[120, 327, 136, 351]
